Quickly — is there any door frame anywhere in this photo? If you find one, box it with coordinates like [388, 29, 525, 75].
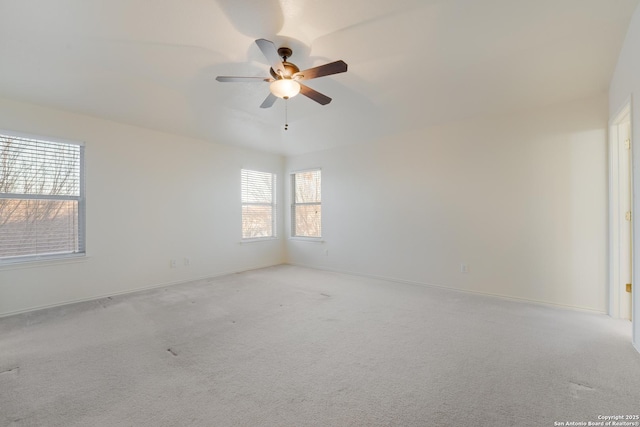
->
[609, 98, 633, 319]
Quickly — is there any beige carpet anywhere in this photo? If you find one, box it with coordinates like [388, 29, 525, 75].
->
[1, 265, 639, 426]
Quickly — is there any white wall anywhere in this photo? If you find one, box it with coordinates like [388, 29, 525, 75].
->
[286, 94, 608, 312]
[0, 97, 285, 316]
[610, 3, 640, 349]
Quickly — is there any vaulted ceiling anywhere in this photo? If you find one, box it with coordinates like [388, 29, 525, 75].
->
[0, 0, 638, 155]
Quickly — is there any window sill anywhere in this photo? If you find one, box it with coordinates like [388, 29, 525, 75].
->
[288, 237, 325, 243]
[0, 253, 89, 271]
[239, 237, 280, 244]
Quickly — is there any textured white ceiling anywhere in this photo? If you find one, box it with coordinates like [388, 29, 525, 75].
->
[0, 0, 637, 155]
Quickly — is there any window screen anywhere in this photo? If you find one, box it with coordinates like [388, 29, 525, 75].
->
[241, 169, 276, 239]
[291, 169, 321, 238]
[0, 133, 85, 262]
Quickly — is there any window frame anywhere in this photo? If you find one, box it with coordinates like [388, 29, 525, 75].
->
[241, 169, 277, 241]
[290, 168, 322, 239]
[0, 130, 86, 265]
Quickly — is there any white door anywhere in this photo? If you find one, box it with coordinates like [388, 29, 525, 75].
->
[610, 104, 633, 321]
[620, 117, 633, 320]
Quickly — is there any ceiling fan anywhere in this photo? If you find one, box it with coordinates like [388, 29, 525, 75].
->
[216, 39, 348, 108]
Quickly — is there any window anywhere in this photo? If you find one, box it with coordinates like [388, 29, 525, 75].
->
[241, 169, 276, 239]
[291, 169, 321, 238]
[0, 132, 85, 263]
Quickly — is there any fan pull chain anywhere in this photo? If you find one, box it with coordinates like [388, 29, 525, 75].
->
[284, 99, 289, 131]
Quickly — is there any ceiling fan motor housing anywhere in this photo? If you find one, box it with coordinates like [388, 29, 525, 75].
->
[269, 47, 300, 79]
[270, 61, 300, 79]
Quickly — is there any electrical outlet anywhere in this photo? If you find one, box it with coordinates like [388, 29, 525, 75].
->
[460, 263, 469, 274]
[324, 249, 329, 256]
[170, 259, 177, 269]
[184, 257, 191, 267]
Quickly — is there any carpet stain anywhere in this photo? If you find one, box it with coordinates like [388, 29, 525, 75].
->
[320, 293, 331, 297]
[0, 366, 19, 375]
[99, 296, 115, 308]
[167, 348, 178, 357]
[569, 381, 595, 398]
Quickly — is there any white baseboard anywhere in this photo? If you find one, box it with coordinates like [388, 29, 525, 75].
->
[3, 261, 609, 318]
[0, 262, 282, 318]
[285, 262, 607, 315]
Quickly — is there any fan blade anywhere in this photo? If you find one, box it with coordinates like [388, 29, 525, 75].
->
[255, 39, 285, 76]
[260, 93, 278, 108]
[294, 60, 348, 81]
[216, 76, 271, 82]
[299, 84, 332, 105]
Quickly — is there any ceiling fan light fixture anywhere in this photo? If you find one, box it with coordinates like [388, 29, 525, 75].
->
[216, 39, 347, 108]
[270, 78, 300, 99]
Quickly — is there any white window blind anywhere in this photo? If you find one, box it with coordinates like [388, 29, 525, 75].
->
[241, 169, 276, 239]
[0, 133, 85, 262]
[291, 169, 321, 238]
